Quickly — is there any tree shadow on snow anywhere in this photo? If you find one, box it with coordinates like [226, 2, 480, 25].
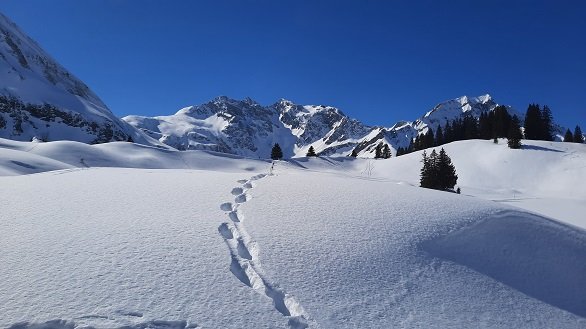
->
[421, 211, 586, 317]
[521, 144, 564, 153]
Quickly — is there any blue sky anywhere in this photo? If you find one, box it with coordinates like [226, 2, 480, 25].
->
[1, 0, 584, 128]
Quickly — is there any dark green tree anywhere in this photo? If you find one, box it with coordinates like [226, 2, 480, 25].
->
[382, 144, 391, 159]
[524, 104, 542, 140]
[540, 105, 554, 141]
[479, 112, 493, 139]
[463, 115, 479, 139]
[435, 125, 444, 146]
[507, 115, 523, 149]
[436, 148, 458, 190]
[271, 143, 283, 160]
[374, 143, 383, 159]
[419, 151, 432, 188]
[424, 128, 434, 148]
[306, 146, 317, 157]
[574, 125, 584, 143]
[564, 129, 574, 143]
[492, 105, 512, 138]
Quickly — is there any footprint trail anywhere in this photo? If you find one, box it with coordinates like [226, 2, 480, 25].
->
[218, 166, 315, 329]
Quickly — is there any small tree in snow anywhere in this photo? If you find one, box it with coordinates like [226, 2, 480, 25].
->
[306, 146, 317, 157]
[382, 144, 391, 159]
[374, 143, 383, 159]
[507, 115, 523, 149]
[564, 129, 574, 143]
[574, 125, 584, 143]
[271, 143, 283, 160]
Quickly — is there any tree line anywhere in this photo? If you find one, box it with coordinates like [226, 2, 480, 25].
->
[396, 104, 583, 156]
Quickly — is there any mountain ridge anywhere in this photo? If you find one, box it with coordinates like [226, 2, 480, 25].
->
[124, 93, 511, 158]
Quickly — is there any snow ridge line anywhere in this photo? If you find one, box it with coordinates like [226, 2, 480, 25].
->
[218, 167, 313, 329]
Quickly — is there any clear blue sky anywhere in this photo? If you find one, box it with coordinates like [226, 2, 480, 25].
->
[1, 0, 584, 128]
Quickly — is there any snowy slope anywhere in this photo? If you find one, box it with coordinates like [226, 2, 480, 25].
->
[1, 145, 585, 328]
[0, 12, 157, 145]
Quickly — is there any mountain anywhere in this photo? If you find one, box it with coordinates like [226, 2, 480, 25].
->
[0, 12, 157, 145]
[124, 94, 505, 158]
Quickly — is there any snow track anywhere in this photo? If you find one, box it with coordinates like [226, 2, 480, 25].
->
[218, 165, 314, 329]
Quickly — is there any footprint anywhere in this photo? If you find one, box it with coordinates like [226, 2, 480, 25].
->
[237, 179, 248, 184]
[251, 173, 266, 180]
[218, 223, 233, 239]
[243, 181, 254, 189]
[237, 239, 252, 260]
[229, 211, 241, 222]
[235, 194, 248, 204]
[231, 187, 244, 195]
[220, 202, 233, 211]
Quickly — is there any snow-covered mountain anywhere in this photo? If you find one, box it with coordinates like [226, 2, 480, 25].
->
[0, 12, 157, 145]
[124, 94, 505, 158]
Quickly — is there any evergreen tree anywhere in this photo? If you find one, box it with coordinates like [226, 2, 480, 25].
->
[306, 146, 317, 157]
[350, 148, 358, 157]
[374, 143, 383, 159]
[564, 129, 574, 143]
[271, 143, 283, 160]
[435, 125, 444, 146]
[426, 128, 435, 148]
[382, 144, 392, 159]
[524, 104, 542, 140]
[127, 135, 134, 143]
[492, 105, 512, 138]
[420, 148, 458, 191]
[574, 125, 584, 143]
[540, 105, 554, 141]
[444, 121, 454, 144]
[463, 115, 479, 139]
[436, 148, 458, 190]
[479, 112, 493, 139]
[507, 115, 523, 149]
[419, 151, 431, 188]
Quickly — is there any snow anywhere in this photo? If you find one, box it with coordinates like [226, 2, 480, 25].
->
[0, 138, 585, 328]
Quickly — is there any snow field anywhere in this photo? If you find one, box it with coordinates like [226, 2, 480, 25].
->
[0, 168, 287, 328]
[0, 138, 585, 328]
[242, 163, 586, 328]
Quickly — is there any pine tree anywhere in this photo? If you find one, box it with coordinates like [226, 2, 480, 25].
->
[540, 105, 554, 141]
[479, 112, 492, 139]
[463, 115, 479, 139]
[425, 128, 435, 148]
[436, 148, 458, 190]
[564, 129, 574, 143]
[435, 125, 444, 146]
[382, 144, 391, 159]
[420, 151, 431, 188]
[443, 122, 451, 143]
[492, 105, 512, 138]
[574, 125, 584, 143]
[350, 148, 358, 157]
[127, 135, 134, 143]
[374, 143, 383, 159]
[306, 146, 317, 157]
[271, 143, 283, 160]
[524, 104, 542, 140]
[420, 148, 458, 191]
[507, 115, 523, 149]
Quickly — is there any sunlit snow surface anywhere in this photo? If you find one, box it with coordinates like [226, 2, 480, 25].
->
[0, 138, 585, 328]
